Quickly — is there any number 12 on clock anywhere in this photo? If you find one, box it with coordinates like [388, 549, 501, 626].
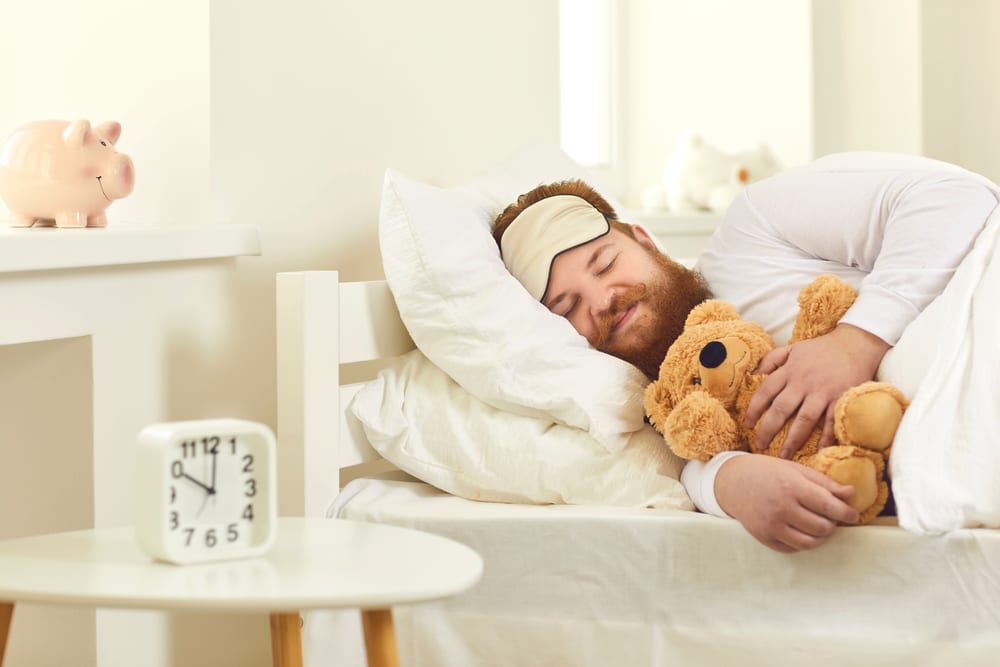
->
[136, 419, 278, 565]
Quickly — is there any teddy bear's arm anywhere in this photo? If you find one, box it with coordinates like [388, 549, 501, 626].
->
[789, 274, 857, 343]
[662, 390, 743, 462]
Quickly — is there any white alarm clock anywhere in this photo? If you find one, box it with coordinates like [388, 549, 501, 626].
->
[135, 418, 278, 565]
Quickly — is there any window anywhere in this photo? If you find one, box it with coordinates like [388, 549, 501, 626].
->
[559, 0, 615, 168]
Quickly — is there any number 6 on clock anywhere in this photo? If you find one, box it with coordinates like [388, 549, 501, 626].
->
[135, 419, 278, 565]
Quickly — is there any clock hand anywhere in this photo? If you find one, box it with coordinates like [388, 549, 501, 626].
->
[196, 492, 210, 518]
[210, 451, 218, 493]
[180, 471, 215, 495]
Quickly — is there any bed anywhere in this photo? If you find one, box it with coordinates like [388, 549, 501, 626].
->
[276, 269, 1000, 667]
[275, 146, 1000, 665]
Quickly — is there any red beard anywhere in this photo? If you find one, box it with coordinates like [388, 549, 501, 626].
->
[594, 251, 711, 379]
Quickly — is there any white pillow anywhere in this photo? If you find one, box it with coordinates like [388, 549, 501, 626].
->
[350, 349, 692, 509]
[378, 142, 650, 451]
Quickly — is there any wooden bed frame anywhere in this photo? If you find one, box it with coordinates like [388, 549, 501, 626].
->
[276, 270, 410, 517]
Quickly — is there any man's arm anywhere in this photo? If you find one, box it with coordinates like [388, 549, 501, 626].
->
[680, 453, 861, 553]
[713, 454, 860, 552]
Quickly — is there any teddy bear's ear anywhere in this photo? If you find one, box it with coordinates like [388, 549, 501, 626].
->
[684, 299, 742, 328]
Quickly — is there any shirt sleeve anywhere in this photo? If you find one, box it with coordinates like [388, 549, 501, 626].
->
[839, 175, 997, 344]
[744, 159, 997, 345]
[680, 451, 750, 518]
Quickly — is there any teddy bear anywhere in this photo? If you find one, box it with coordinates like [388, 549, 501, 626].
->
[643, 274, 908, 523]
[641, 130, 782, 214]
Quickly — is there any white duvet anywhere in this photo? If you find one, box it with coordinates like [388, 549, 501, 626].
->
[882, 191, 1000, 533]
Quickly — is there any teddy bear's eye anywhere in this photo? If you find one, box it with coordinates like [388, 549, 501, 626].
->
[692, 376, 702, 385]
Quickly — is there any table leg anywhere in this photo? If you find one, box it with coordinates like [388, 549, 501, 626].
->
[269, 612, 303, 667]
[361, 608, 398, 667]
[0, 602, 13, 666]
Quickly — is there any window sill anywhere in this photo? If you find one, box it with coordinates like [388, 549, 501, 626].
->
[627, 210, 722, 236]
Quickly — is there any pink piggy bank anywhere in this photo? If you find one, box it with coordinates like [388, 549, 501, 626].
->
[0, 119, 135, 228]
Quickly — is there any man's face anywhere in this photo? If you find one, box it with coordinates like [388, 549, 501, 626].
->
[542, 226, 711, 378]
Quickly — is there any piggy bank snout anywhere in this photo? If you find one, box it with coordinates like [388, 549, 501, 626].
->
[101, 154, 135, 200]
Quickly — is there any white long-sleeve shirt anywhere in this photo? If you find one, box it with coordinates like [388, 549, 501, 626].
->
[681, 152, 998, 517]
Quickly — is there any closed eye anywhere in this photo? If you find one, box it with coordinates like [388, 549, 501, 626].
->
[596, 256, 617, 276]
[560, 298, 580, 318]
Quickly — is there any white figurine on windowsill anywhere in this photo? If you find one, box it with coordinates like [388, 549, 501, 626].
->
[641, 130, 781, 214]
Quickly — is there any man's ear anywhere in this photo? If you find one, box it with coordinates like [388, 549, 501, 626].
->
[630, 223, 660, 252]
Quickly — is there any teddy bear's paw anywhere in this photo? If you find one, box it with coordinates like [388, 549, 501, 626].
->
[643, 381, 674, 434]
[789, 275, 857, 343]
[812, 446, 888, 523]
[835, 382, 908, 453]
[662, 390, 741, 462]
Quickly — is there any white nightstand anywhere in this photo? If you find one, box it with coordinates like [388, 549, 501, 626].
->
[0, 517, 482, 667]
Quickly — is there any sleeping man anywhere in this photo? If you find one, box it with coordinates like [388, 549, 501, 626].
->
[492, 152, 998, 553]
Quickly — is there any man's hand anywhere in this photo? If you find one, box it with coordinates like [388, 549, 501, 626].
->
[715, 454, 860, 553]
[744, 323, 890, 458]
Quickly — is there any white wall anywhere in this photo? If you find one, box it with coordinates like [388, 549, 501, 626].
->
[926, 0, 1000, 181]
[812, 0, 1000, 181]
[210, 0, 559, 282]
[812, 0, 923, 157]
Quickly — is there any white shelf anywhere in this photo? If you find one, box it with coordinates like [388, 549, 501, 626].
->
[0, 225, 261, 273]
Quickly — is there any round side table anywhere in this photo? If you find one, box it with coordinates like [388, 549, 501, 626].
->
[0, 517, 482, 667]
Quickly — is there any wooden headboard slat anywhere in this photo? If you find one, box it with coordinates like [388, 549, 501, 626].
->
[277, 271, 410, 517]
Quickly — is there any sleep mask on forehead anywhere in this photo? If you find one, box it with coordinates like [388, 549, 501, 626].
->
[499, 194, 610, 301]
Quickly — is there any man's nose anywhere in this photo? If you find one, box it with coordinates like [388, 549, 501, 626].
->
[586, 283, 615, 318]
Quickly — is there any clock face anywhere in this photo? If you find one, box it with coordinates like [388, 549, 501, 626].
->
[136, 419, 277, 565]
[164, 432, 269, 555]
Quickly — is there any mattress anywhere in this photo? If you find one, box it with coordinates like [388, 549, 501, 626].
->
[304, 475, 1000, 667]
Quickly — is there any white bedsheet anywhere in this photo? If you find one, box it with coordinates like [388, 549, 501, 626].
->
[304, 476, 1000, 667]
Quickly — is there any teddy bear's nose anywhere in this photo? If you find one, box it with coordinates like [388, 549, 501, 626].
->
[699, 341, 727, 369]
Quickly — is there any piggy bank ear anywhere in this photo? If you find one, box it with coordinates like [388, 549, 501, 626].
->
[94, 121, 122, 146]
[684, 299, 741, 328]
[62, 120, 92, 148]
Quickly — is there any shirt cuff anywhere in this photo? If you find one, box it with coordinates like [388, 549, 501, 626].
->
[680, 451, 750, 518]
[840, 284, 921, 346]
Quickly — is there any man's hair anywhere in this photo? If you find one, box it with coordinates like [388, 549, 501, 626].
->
[491, 179, 634, 247]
